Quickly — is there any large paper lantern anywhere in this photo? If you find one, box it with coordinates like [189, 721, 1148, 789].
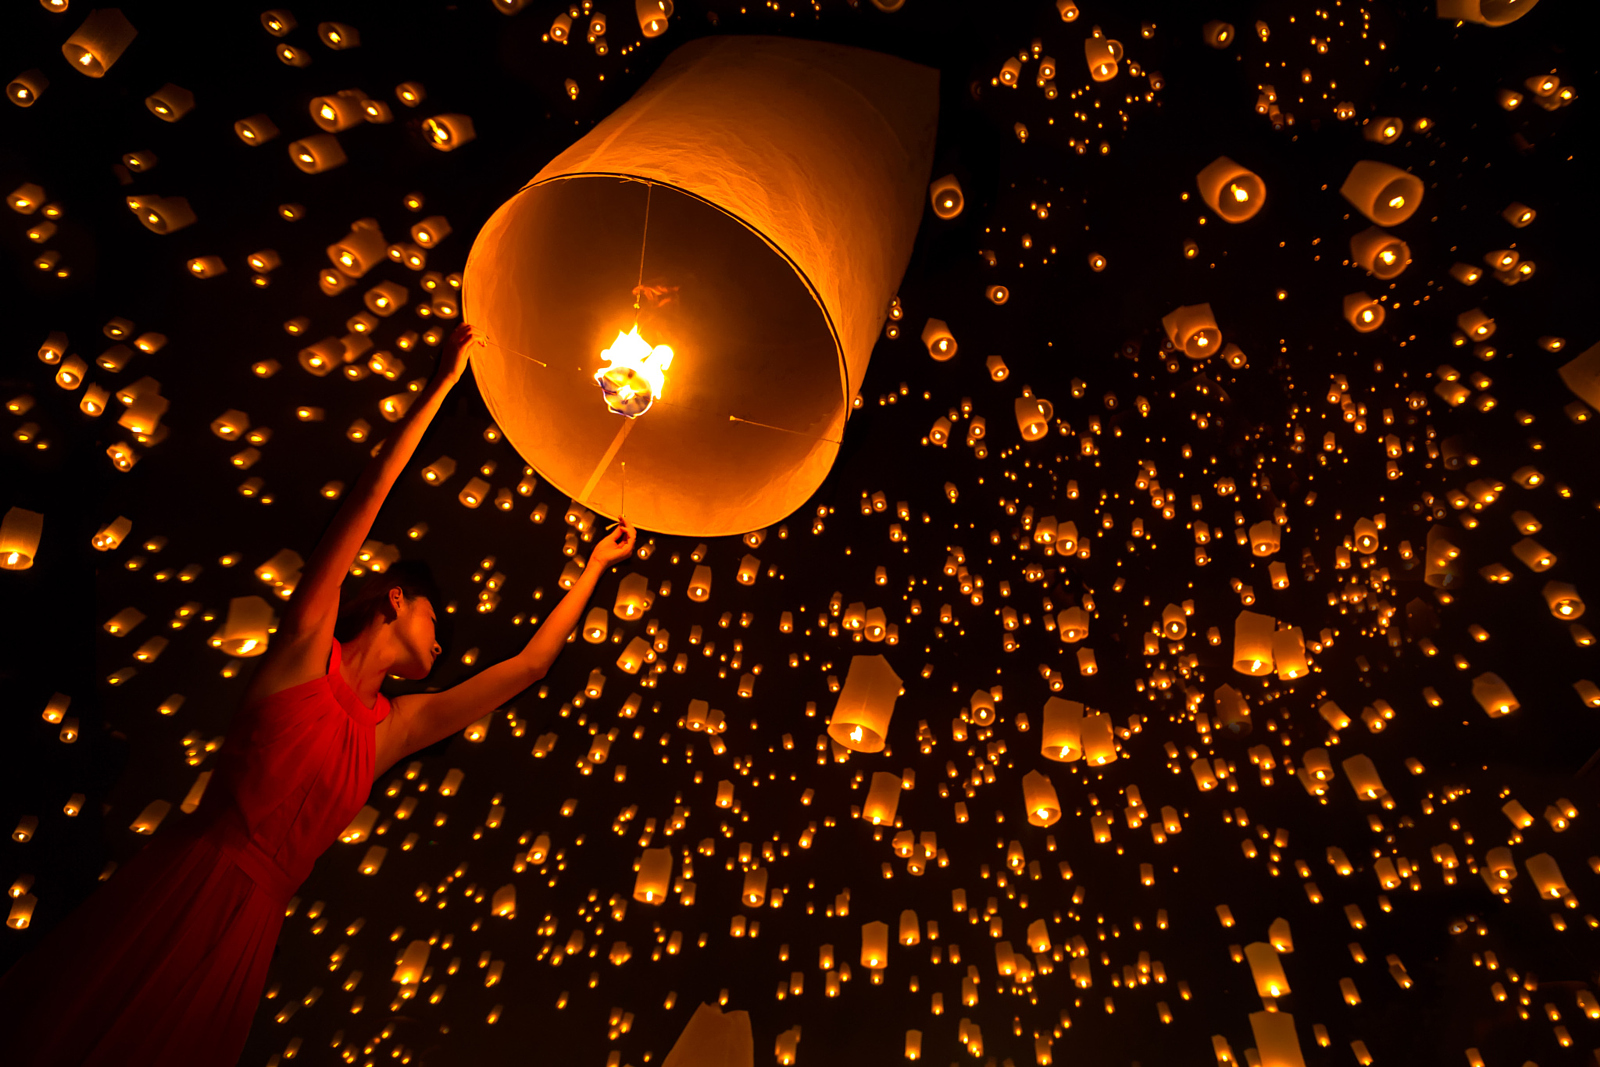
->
[464, 36, 938, 536]
[663, 1002, 754, 1067]
[827, 654, 903, 753]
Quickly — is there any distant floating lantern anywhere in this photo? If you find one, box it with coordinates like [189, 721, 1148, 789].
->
[1244, 943, 1290, 998]
[330, 220, 388, 278]
[1161, 303, 1221, 358]
[8, 69, 48, 107]
[1472, 672, 1519, 717]
[261, 9, 295, 35]
[311, 90, 366, 132]
[860, 920, 890, 969]
[465, 37, 936, 536]
[1043, 697, 1081, 764]
[422, 114, 475, 151]
[1502, 202, 1535, 227]
[828, 654, 902, 752]
[1084, 37, 1118, 81]
[395, 81, 426, 107]
[1015, 396, 1052, 441]
[288, 133, 346, 174]
[922, 318, 957, 361]
[1214, 684, 1251, 733]
[1343, 292, 1385, 332]
[864, 771, 902, 824]
[1272, 627, 1308, 680]
[929, 174, 964, 219]
[62, 9, 137, 78]
[126, 195, 194, 234]
[1349, 226, 1410, 278]
[1079, 711, 1117, 764]
[1436, 0, 1540, 26]
[234, 113, 279, 144]
[985, 355, 1009, 381]
[1339, 161, 1423, 225]
[213, 595, 275, 656]
[634, 847, 672, 903]
[1202, 20, 1235, 47]
[318, 21, 359, 48]
[1363, 116, 1403, 144]
[636, 0, 673, 38]
[0, 507, 44, 569]
[1233, 610, 1276, 675]
[144, 83, 194, 122]
[1195, 157, 1264, 222]
[1022, 770, 1061, 826]
[1456, 307, 1495, 340]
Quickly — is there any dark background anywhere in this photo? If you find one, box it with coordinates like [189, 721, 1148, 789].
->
[2, 0, 1598, 1064]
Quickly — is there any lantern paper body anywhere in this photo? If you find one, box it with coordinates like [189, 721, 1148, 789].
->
[1022, 770, 1061, 826]
[863, 771, 902, 825]
[1233, 610, 1276, 675]
[463, 36, 938, 536]
[663, 1002, 754, 1067]
[1, 507, 44, 569]
[1557, 342, 1600, 412]
[1040, 697, 1082, 761]
[1196, 157, 1264, 222]
[1249, 1010, 1309, 1067]
[830, 655, 903, 754]
[1339, 161, 1423, 226]
[1437, 0, 1540, 25]
[62, 9, 137, 78]
[633, 847, 672, 903]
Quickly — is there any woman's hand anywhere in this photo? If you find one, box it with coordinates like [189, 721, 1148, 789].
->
[434, 322, 480, 387]
[587, 519, 638, 571]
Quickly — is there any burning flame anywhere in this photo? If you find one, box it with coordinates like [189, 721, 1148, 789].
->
[594, 325, 673, 418]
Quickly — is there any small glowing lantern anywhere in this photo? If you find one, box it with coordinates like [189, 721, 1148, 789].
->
[1022, 770, 1060, 826]
[213, 595, 275, 656]
[126, 195, 195, 235]
[311, 90, 366, 132]
[1161, 303, 1221, 358]
[860, 920, 890, 969]
[921, 318, 956, 361]
[634, 848, 673, 903]
[9, 70, 48, 107]
[1339, 161, 1423, 226]
[62, 9, 137, 78]
[1084, 37, 1118, 81]
[864, 771, 902, 825]
[144, 84, 193, 122]
[1245, 943, 1290, 998]
[1, 507, 44, 569]
[1040, 698, 1083, 761]
[1232, 610, 1276, 675]
[929, 174, 964, 219]
[1195, 156, 1264, 223]
[827, 654, 902, 753]
[318, 22, 359, 48]
[422, 114, 475, 152]
[1079, 711, 1117, 764]
[1343, 292, 1385, 332]
[1350, 226, 1411, 278]
[636, 0, 672, 38]
[1015, 396, 1053, 440]
[288, 134, 346, 174]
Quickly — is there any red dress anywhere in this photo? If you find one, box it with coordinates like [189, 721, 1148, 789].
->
[0, 639, 389, 1067]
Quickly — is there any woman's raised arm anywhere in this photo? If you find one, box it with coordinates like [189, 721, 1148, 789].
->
[246, 323, 479, 702]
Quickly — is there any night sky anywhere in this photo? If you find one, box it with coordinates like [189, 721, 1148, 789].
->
[3, 1, 1599, 1064]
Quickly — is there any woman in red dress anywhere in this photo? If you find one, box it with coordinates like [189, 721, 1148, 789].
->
[0, 323, 636, 1066]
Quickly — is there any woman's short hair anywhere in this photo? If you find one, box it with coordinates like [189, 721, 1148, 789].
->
[334, 560, 444, 643]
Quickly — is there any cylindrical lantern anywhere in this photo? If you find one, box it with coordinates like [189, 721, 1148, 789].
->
[330, 221, 388, 278]
[1233, 610, 1276, 675]
[1195, 157, 1264, 222]
[1248, 1010, 1309, 1067]
[1040, 697, 1082, 761]
[1542, 581, 1584, 619]
[1471, 672, 1518, 717]
[969, 689, 995, 725]
[1349, 226, 1410, 278]
[412, 216, 452, 247]
[1457, 307, 1495, 340]
[741, 867, 768, 906]
[144, 83, 193, 121]
[1084, 38, 1117, 81]
[636, 0, 673, 38]
[633, 847, 672, 903]
[1079, 711, 1117, 764]
[863, 771, 902, 825]
[662, 1003, 753, 1067]
[288, 134, 346, 174]
[311, 90, 367, 132]
[1022, 769, 1060, 826]
[1343, 292, 1385, 332]
[463, 37, 937, 536]
[929, 174, 964, 219]
[1245, 943, 1290, 998]
[62, 9, 138, 78]
[126, 195, 195, 235]
[365, 281, 408, 316]
[214, 595, 275, 656]
[9, 69, 48, 107]
[1272, 627, 1308, 680]
[860, 920, 890, 969]
[827, 654, 902, 753]
[0, 507, 44, 569]
[1214, 684, 1251, 733]
[1161, 303, 1221, 358]
[318, 22, 360, 48]
[1015, 396, 1052, 441]
[1339, 161, 1423, 225]
[421, 114, 475, 151]
[921, 318, 956, 361]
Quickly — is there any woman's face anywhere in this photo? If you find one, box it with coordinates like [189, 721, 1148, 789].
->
[389, 590, 441, 679]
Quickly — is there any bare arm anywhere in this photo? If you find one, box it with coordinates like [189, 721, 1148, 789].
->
[377, 521, 637, 772]
[245, 324, 478, 705]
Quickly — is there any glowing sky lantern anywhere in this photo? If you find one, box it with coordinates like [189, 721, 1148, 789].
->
[465, 36, 937, 535]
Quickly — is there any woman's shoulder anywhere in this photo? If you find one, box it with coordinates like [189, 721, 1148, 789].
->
[242, 628, 336, 708]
